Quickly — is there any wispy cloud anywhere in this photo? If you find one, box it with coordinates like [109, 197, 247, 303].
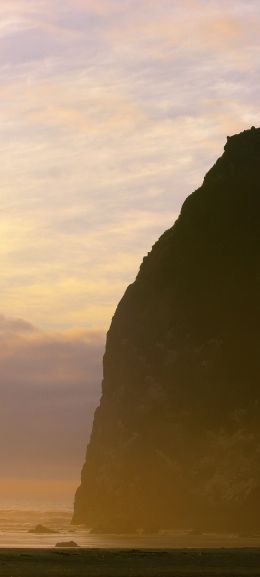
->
[1, 1, 260, 332]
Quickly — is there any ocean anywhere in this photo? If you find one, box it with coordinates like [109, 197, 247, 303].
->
[1, 508, 260, 549]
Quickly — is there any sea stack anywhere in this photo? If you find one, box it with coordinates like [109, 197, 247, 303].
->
[73, 127, 260, 533]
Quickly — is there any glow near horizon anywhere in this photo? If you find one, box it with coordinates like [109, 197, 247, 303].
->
[1, 0, 260, 497]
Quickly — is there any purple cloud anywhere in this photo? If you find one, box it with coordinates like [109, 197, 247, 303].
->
[0, 315, 105, 482]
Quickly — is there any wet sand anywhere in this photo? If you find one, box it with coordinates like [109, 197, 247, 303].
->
[1, 547, 260, 576]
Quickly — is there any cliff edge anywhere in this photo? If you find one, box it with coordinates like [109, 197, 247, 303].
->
[73, 127, 260, 532]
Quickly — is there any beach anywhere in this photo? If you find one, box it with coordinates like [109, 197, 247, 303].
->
[1, 547, 260, 576]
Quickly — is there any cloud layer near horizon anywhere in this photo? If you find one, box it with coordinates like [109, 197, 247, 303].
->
[0, 314, 104, 491]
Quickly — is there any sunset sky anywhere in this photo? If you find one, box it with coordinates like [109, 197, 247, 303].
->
[1, 0, 260, 508]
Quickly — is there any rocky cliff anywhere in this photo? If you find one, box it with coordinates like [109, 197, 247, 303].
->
[73, 127, 260, 532]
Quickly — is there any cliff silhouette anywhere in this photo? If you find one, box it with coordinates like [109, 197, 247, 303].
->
[73, 127, 260, 533]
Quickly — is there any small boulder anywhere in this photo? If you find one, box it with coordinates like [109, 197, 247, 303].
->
[55, 540, 79, 548]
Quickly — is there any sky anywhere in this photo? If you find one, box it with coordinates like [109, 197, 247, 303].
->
[1, 0, 260, 509]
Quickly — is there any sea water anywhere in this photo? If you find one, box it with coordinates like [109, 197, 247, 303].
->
[1, 507, 260, 549]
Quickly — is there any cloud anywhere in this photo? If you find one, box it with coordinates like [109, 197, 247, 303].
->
[0, 315, 105, 483]
[0, 313, 36, 335]
[105, 3, 243, 55]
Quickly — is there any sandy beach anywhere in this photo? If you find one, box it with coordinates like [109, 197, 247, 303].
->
[1, 548, 260, 577]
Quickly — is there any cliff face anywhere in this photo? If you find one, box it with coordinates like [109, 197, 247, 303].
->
[73, 127, 260, 532]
